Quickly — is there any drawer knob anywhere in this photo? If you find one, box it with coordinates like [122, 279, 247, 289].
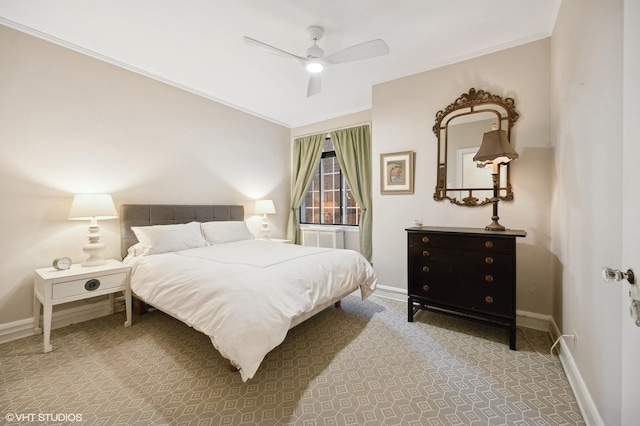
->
[485, 256, 494, 265]
[422, 236, 430, 244]
[485, 296, 494, 304]
[485, 275, 494, 282]
[422, 250, 430, 257]
[422, 285, 430, 292]
[84, 279, 101, 291]
[485, 241, 494, 248]
[422, 266, 430, 273]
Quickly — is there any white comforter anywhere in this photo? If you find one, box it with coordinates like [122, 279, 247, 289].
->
[124, 240, 377, 381]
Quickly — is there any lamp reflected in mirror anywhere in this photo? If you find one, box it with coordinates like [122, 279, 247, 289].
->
[473, 124, 519, 231]
[433, 88, 519, 206]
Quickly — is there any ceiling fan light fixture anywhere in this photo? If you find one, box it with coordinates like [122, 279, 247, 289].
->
[306, 61, 323, 73]
[245, 26, 388, 96]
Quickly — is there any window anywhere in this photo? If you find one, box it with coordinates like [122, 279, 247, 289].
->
[300, 137, 361, 226]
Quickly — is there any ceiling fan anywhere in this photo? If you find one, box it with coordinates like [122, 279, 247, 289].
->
[244, 26, 389, 97]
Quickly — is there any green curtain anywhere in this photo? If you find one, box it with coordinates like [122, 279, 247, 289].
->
[286, 134, 324, 243]
[330, 125, 373, 262]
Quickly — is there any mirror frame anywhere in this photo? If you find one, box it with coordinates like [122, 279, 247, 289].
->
[432, 88, 519, 206]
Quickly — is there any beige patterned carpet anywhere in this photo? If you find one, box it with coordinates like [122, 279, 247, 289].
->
[1, 294, 583, 425]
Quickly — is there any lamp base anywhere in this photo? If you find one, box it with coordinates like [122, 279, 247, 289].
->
[81, 224, 107, 267]
[260, 215, 271, 239]
[486, 175, 506, 232]
[485, 221, 506, 232]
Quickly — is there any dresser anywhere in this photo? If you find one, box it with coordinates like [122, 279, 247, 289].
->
[406, 226, 526, 349]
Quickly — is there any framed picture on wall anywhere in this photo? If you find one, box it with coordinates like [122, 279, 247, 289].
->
[380, 151, 415, 194]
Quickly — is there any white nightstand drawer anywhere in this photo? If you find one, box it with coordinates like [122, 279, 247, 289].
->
[52, 272, 126, 299]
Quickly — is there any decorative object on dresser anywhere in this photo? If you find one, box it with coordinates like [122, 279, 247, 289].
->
[68, 193, 118, 266]
[254, 199, 276, 239]
[406, 226, 526, 349]
[380, 151, 415, 194]
[433, 88, 519, 206]
[33, 259, 131, 353]
[473, 123, 519, 231]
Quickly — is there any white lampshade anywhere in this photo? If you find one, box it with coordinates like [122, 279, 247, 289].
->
[68, 194, 118, 220]
[254, 199, 276, 215]
[68, 193, 117, 267]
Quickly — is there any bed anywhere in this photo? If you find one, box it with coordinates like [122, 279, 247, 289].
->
[120, 204, 377, 381]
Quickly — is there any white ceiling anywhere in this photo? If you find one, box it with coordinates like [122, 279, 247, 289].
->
[0, 0, 560, 128]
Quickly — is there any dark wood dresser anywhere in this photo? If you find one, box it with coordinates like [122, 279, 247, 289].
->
[406, 226, 526, 349]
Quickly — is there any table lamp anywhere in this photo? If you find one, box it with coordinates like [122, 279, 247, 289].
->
[68, 193, 118, 266]
[254, 199, 276, 238]
[473, 125, 518, 231]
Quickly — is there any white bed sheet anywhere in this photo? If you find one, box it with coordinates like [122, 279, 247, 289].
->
[124, 240, 377, 381]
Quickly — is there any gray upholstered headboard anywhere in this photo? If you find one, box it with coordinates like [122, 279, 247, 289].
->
[119, 204, 245, 259]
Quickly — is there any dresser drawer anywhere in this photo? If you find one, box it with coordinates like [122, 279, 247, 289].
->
[410, 282, 512, 317]
[408, 232, 514, 254]
[409, 246, 513, 270]
[409, 263, 514, 290]
[52, 272, 127, 299]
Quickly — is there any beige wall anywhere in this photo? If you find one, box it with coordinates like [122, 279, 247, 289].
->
[551, 0, 623, 423]
[371, 39, 552, 315]
[0, 25, 291, 325]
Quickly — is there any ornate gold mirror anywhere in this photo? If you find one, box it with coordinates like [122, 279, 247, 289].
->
[433, 88, 519, 206]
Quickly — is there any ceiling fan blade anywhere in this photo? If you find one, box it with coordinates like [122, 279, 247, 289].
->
[243, 36, 305, 63]
[325, 39, 389, 64]
[307, 75, 321, 97]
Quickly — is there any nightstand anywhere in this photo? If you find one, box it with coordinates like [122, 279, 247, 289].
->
[33, 259, 131, 353]
[256, 238, 292, 243]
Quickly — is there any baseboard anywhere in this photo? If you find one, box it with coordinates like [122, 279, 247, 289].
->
[515, 309, 552, 332]
[0, 299, 112, 344]
[372, 284, 407, 301]
[549, 317, 604, 426]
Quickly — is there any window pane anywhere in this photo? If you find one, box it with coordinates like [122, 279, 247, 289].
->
[299, 137, 360, 227]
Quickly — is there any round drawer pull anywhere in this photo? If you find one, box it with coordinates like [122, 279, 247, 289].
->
[485, 296, 494, 304]
[485, 241, 494, 248]
[485, 275, 494, 282]
[422, 285, 430, 292]
[422, 266, 430, 273]
[485, 256, 494, 265]
[84, 279, 101, 291]
[422, 236, 430, 244]
[422, 250, 430, 257]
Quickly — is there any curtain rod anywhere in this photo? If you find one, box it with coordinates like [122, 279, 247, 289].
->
[292, 121, 371, 140]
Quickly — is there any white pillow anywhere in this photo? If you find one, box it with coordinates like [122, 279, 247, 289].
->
[127, 243, 145, 257]
[201, 221, 254, 244]
[132, 221, 207, 255]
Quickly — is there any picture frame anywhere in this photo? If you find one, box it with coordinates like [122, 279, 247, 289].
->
[380, 151, 415, 194]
